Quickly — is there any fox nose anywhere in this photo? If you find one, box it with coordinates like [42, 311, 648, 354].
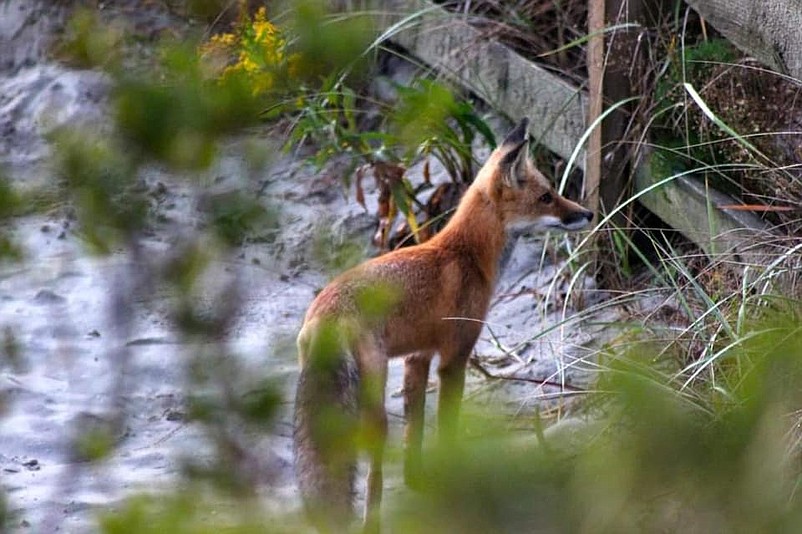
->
[563, 209, 593, 227]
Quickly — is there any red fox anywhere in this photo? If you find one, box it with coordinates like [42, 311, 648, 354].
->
[293, 118, 593, 532]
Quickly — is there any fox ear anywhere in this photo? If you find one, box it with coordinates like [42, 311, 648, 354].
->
[501, 118, 529, 147]
[499, 120, 530, 188]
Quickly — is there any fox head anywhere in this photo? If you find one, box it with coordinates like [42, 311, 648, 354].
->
[481, 118, 593, 232]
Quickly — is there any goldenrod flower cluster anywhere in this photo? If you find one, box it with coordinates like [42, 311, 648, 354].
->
[201, 7, 299, 95]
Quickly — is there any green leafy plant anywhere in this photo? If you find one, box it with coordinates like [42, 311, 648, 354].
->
[196, 2, 496, 249]
[290, 76, 495, 248]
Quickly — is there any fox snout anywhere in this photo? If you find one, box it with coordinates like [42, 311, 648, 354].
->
[533, 201, 593, 232]
[559, 207, 593, 231]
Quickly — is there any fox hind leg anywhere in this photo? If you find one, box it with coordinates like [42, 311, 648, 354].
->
[356, 340, 389, 534]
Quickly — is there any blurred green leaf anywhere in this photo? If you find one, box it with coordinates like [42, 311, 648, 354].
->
[0, 234, 23, 263]
[386, 305, 802, 533]
[72, 424, 115, 463]
[0, 492, 7, 533]
[0, 175, 20, 219]
[0, 326, 25, 373]
[115, 45, 261, 170]
[392, 80, 458, 149]
[311, 225, 365, 274]
[51, 129, 145, 254]
[0, 174, 24, 262]
[284, 0, 376, 85]
[204, 191, 275, 247]
[163, 242, 211, 296]
[239, 380, 282, 425]
[55, 8, 123, 69]
[100, 491, 292, 534]
[355, 282, 401, 320]
[187, 393, 221, 425]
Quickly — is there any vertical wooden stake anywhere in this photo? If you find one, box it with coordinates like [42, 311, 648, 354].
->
[586, 0, 605, 225]
[588, 0, 665, 285]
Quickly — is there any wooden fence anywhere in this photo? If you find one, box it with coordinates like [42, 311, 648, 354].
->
[382, 0, 586, 166]
[380, 0, 781, 259]
[686, 0, 802, 79]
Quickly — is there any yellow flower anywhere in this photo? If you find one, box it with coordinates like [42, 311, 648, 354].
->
[211, 33, 236, 47]
[201, 5, 300, 96]
[253, 6, 268, 24]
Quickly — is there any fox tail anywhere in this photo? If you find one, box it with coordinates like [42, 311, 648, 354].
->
[293, 345, 360, 531]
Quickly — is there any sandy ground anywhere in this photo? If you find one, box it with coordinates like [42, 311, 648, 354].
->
[0, 134, 619, 532]
[0, 143, 616, 532]
[0, 1, 627, 531]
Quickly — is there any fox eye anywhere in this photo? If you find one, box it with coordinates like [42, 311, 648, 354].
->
[539, 192, 553, 204]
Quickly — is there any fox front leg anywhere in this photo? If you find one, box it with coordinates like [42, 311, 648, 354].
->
[403, 351, 433, 490]
[436, 334, 478, 447]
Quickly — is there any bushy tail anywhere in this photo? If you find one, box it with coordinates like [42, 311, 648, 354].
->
[294, 348, 360, 532]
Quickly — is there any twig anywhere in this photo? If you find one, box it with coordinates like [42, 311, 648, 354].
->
[485, 324, 525, 364]
[469, 357, 585, 392]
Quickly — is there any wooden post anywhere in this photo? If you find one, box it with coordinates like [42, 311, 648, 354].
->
[597, 0, 643, 223]
[589, 0, 672, 282]
[586, 0, 604, 224]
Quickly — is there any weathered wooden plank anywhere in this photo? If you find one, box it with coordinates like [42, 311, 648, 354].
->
[636, 153, 772, 259]
[686, 0, 802, 79]
[381, 0, 587, 166]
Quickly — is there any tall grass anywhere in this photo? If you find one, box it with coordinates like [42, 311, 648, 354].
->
[400, 5, 802, 531]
